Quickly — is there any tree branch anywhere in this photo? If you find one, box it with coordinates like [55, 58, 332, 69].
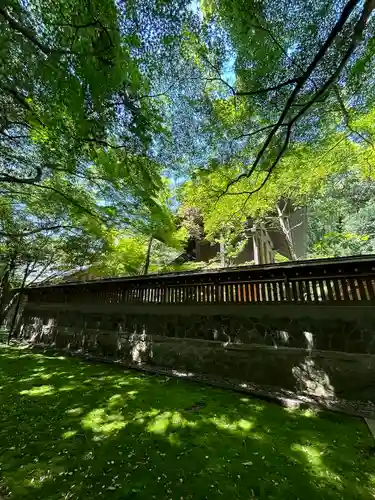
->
[32, 183, 105, 221]
[220, 0, 366, 197]
[235, 78, 300, 97]
[82, 137, 126, 149]
[232, 123, 285, 141]
[249, 15, 316, 90]
[138, 82, 176, 100]
[1, 86, 45, 126]
[200, 56, 236, 95]
[53, 19, 114, 49]
[0, 6, 51, 55]
[0, 6, 112, 59]
[26, 260, 56, 286]
[0, 132, 29, 141]
[0, 166, 42, 184]
[334, 86, 374, 146]
[0, 225, 75, 238]
[1, 86, 31, 111]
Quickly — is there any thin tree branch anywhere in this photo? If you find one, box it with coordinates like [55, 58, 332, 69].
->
[82, 137, 126, 149]
[138, 82, 175, 100]
[0, 117, 30, 132]
[219, 0, 365, 197]
[289, 221, 304, 231]
[0, 166, 42, 184]
[315, 133, 350, 164]
[200, 56, 236, 95]
[1, 86, 45, 126]
[0, 132, 29, 141]
[0, 225, 76, 238]
[32, 183, 104, 221]
[0, 6, 51, 55]
[232, 123, 284, 141]
[1, 6, 112, 58]
[204, 75, 300, 98]
[235, 78, 301, 97]
[249, 16, 315, 89]
[334, 86, 374, 146]
[1, 86, 31, 111]
[27, 260, 56, 286]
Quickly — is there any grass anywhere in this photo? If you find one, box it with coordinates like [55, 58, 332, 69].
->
[0, 346, 374, 499]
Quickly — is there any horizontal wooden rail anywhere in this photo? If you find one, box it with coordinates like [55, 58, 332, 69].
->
[23, 255, 375, 307]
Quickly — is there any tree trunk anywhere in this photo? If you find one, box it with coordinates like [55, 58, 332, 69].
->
[0, 257, 15, 326]
[143, 236, 153, 275]
[276, 201, 298, 260]
[8, 262, 30, 343]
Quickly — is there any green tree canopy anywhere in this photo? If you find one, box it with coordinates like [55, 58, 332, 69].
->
[2, 0, 375, 280]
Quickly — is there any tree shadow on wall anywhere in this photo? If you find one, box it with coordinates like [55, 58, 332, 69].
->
[0, 346, 374, 500]
[18, 311, 375, 405]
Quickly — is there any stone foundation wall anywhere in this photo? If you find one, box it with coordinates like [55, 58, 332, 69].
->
[19, 304, 375, 403]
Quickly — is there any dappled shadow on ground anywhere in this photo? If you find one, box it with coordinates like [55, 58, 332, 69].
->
[0, 346, 374, 500]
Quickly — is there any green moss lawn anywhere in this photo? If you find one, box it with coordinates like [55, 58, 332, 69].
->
[0, 346, 374, 499]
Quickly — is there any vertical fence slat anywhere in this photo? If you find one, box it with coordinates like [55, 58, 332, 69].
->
[232, 284, 237, 303]
[284, 280, 291, 301]
[357, 279, 367, 301]
[298, 280, 306, 301]
[247, 283, 253, 302]
[366, 279, 375, 300]
[242, 283, 247, 303]
[325, 279, 334, 301]
[316, 280, 325, 301]
[257, 283, 264, 302]
[341, 279, 350, 301]
[252, 282, 258, 302]
[195, 285, 200, 303]
[290, 280, 298, 301]
[332, 278, 341, 301]
[300, 280, 308, 301]
[311, 280, 319, 301]
[227, 283, 233, 303]
[265, 282, 272, 302]
[348, 278, 359, 300]
[307, 280, 315, 301]
[217, 284, 222, 303]
[213, 283, 218, 303]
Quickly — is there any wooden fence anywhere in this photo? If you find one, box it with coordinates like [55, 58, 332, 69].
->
[24, 255, 375, 307]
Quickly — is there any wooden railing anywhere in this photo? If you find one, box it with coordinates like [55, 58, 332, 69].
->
[23, 255, 375, 307]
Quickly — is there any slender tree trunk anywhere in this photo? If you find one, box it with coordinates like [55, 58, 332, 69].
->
[0, 269, 10, 326]
[8, 262, 30, 343]
[143, 236, 153, 275]
[276, 201, 298, 260]
[0, 257, 15, 326]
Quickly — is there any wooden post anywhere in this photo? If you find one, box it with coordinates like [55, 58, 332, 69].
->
[219, 232, 225, 267]
[252, 225, 260, 265]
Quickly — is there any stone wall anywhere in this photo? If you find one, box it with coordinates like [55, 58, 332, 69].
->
[19, 304, 375, 403]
